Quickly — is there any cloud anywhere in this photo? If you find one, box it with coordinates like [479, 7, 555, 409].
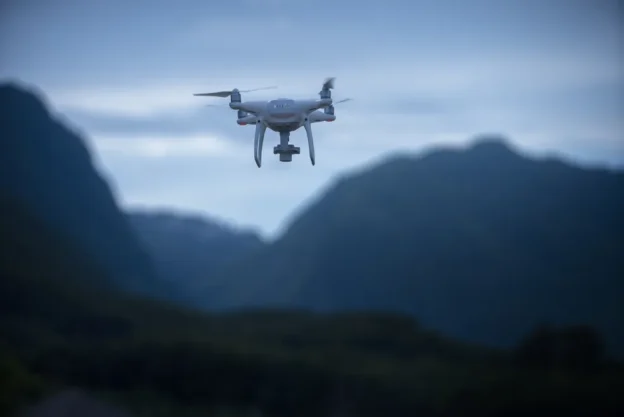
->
[176, 15, 297, 50]
[92, 134, 242, 159]
[57, 65, 623, 174]
[4, 0, 622, 235]
[61, 106, 228, 137]
[44, 41, 621, 121]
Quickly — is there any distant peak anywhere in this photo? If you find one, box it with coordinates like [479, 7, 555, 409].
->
[0, 80, 39, 97]
[0, 80, 27, 92]
[0, 80, 49, 117]
[467, 134, 517, 155]
[411, 135, 521, 166]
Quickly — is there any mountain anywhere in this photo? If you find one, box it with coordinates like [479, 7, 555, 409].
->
[214, 137, 624, 353]
[0, 81, 270, 304]
[3, 195, 621, 417]
[0, 193, 114, 415]
[0, 82, 165, 297]
[0, 190, 534, 417]
[1, 82, 622, 416]
[126, 209, 264, 304]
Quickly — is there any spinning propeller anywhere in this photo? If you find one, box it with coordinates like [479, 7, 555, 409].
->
[193, 86, 277, 98]
[205, 97, 352, 108]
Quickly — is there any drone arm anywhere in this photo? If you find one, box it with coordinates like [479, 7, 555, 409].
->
[308, 111, 336, 123]
[235, 101, 266, 114]
[299, 99, 332, 113]
[254, 122, 267, 168]
[303, 120, 316, 166]
[237, 115, 259, 125]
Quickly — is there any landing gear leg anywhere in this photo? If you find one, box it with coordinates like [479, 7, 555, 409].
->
[304, 121, 315, 166]
[254, 123, 267, 168]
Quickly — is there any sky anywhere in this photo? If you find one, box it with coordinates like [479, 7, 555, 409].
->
[1, 0, 623, 238]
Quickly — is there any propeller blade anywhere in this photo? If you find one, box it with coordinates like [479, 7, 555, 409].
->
[193, 91, 233, 97]
[194, 86, 277, 98]
[239, 86, 278, 93]
[322, 77, 336, 90]
[334, 98, 352, 104]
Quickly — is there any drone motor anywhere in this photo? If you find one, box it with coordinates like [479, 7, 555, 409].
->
[319, 77, 335, 100]
[230, 89, 242, 104]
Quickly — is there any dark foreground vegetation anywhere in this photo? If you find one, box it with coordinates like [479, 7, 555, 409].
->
[2, 197, 623, 417]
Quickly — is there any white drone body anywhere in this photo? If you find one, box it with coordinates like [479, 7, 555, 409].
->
[194, 77, 350, 167]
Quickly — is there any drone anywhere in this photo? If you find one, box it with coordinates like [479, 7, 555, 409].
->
[193, 77, 351, 167]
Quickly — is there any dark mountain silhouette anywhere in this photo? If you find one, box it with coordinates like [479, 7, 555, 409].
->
[0, 194, 123, 415]
[0, 82, 268, 303]
[213, 137, 624, 353]
[0, 187, 509, 417]
[0, 195, 113, 321]
[127, 209, 264, 304]
[0, 82, 161, 296]
[3, 194, 620, 417]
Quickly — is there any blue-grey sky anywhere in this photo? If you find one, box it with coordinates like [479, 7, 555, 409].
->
[1, 0, 622, 237]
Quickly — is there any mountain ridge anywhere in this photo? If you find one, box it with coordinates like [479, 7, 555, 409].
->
[0, 81, 164, 297]
[126, 208, 265, 305]
[210, 135, 624, 353]
[127, 207, 265, 243]
[1, 80, 273, 306]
